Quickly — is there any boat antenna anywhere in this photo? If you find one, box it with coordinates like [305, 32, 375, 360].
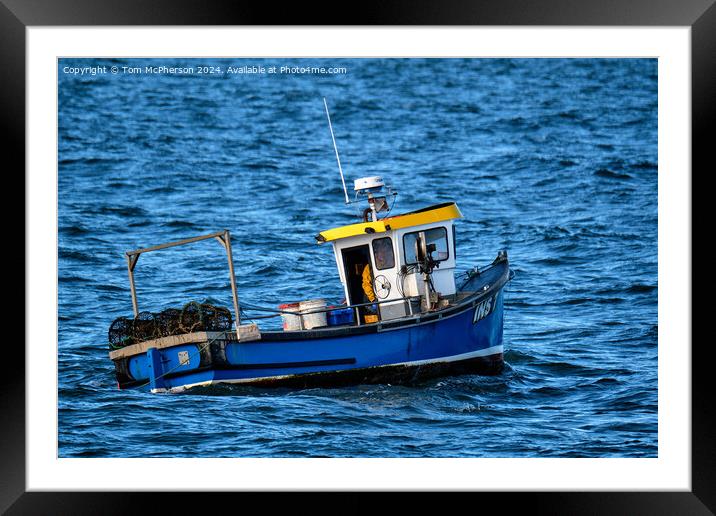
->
[323, 97, 350, 205]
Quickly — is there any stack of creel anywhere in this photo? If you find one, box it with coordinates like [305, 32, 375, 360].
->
[108, 302, 233, 349]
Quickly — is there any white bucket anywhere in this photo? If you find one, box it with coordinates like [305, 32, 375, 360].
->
[278, 302, 302, 331]
[299, 299, 327, 330]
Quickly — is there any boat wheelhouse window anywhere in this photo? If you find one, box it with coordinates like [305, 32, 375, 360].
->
[371, 237, 395, 270]
[403, 227, 449, 265]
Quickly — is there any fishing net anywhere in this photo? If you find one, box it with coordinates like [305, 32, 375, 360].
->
[199, 303, 217, 330]
[108, 302, 233, 348]
[202, 303, 232, 332]
[108, 316, 133, 349]
[131, 311, 158, 342]
[156, 308, 182, 337]
[214, 306, 232, 331]
[180, 301, 204, 333]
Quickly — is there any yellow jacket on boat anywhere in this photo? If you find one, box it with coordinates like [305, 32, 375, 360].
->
[362, 264, 375, 302]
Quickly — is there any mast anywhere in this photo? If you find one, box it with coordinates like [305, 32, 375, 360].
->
[323, 97, 351, 204]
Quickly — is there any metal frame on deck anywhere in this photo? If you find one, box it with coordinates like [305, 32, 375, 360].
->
[124, 230, 241, 338]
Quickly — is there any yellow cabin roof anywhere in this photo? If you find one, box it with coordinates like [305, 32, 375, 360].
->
[316, 202, 463, 243]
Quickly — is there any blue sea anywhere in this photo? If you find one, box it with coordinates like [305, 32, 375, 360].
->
[58, 58, 657, 458]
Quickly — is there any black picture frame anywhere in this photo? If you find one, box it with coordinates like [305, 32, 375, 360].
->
[5, 0, 710, 513]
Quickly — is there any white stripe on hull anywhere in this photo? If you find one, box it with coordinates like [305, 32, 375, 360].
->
[156, 345, 503, 394]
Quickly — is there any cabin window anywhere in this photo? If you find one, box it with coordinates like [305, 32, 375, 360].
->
[403, 227, 449, 264]
[371, 237, 395, 270]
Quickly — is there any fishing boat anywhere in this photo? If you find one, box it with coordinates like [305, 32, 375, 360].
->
[107, 101, 514, 393]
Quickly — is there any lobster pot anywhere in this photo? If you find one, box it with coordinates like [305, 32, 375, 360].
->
[299, 299, 327, 329]
[279, 302, 302, 331]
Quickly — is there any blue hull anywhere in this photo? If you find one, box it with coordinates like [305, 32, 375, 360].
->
[113, 259, 510, 392]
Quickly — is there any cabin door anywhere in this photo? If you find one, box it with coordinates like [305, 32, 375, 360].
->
[341, 244, 374, 321]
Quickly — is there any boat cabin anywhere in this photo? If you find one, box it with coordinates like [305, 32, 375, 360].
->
[316, 176, 462, 323]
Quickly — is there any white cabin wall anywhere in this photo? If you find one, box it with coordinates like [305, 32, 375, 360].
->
[395, 220, 457, 297]
[332, 241, 348, 300]
[331, 231, 402, 305]
[328, 218, 459, 307]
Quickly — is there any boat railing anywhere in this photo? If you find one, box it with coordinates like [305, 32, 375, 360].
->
[241, 295, 423, 327]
